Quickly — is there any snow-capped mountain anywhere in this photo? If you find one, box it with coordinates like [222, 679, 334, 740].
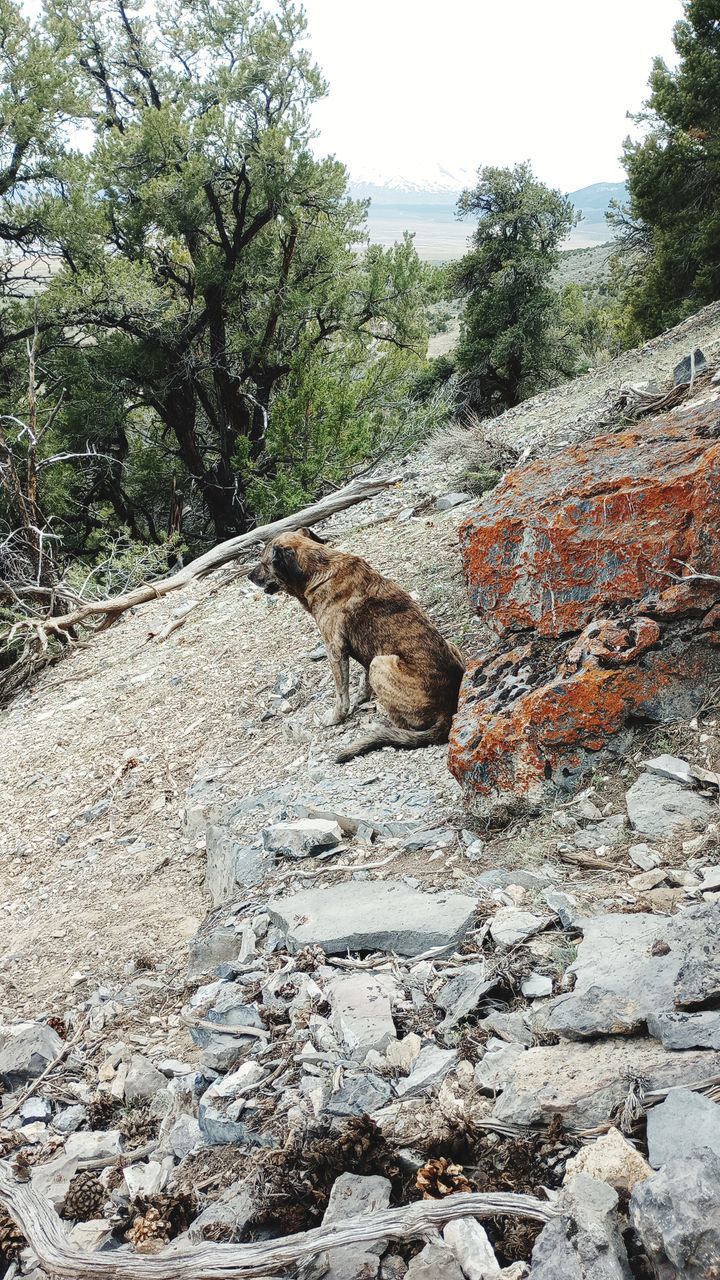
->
[350, 163, 473, 195]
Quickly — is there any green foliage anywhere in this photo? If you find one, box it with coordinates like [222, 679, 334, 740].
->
[0, 0, 433, 563]
[616, 0, 720, 334]
[451, 163, 579, 415]
[460, 465, 501, 497]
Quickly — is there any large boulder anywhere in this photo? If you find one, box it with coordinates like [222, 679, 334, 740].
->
[450, 401, 720, 815]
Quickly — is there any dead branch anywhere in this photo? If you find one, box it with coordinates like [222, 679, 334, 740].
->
[0, 1163, 556, 1278]
[8, 473, 399, 642]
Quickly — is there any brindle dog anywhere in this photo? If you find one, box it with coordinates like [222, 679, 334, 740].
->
[249, 528, 465, 762]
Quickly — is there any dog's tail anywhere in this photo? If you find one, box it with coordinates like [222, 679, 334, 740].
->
[335, 717, 450, 764]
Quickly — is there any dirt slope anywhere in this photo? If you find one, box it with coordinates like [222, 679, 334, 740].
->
[1, 302, 719, 1022]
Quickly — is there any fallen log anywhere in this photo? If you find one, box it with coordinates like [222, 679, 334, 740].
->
[0, 1163, 556, 1278]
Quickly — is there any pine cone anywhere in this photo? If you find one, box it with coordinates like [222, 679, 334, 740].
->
[63, 1170, 106, 1221]
[0, 1131, 21, 1160]
[46, 1015, 67, 1039]
[119, 1105, 158, 1146]
[294, 944, 326, 972]
[127, 1206, 170, 1249]
[415, 1157, 475, 1199]
[88, 1095, 119, 1130]
[0, 1210, 25, 1264]
[337, 1115, 382, 1164]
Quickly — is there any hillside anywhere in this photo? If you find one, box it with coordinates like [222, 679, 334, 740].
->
[0, 302, 719, 1274]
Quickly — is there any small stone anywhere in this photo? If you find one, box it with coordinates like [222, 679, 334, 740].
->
[52, 1104, 87, 1135]
[19, 1097, 52, 1125]
[629, 868, 667, 890]
[673, 348, 708, 386]
[407, 1241, 464, 1279]
[443, 1218, 501, 1278]
[395, 1045, 457, 1099]
[324, 1075, 391, 1117]
[263, 818, 342, 860]
[317, 1172, 392, 1280]
[644, 754, 694, 785]
[629, 843, 662, 871]
[0, 1022, 63, 1087]
[521, 972, 553, 999]
[328, 973, 398, 1060]
[124, 1053, 167, 1103]
[435, 492, 472, 511]
[646, 1088, 720, 1168]
[489, 908, 546, 947]
[564, 1126, 652, 1191]
[436, 963, 495, 1030]
[543, 890, 582, 929]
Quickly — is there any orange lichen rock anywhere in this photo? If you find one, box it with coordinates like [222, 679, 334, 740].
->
[449, 401, 720, 817]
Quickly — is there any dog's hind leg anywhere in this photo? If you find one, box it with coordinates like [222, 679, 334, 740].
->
[335, 655, 449, 762]
[350, 666, 373, 712]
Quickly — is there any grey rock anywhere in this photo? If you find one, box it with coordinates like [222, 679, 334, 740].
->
[673, 348, 708, 386]
[475, 868, 549, 891]
[263, 818, 342, 860]
[443, 1218, 501, 1278]
[52, 1104, 87, 1135]
[489, 908, 547, 947]
[474, 1039, 526, 1091]
[379, 1258, 408, 1279]
[395, 1044, 457, 1099]
[531, 1175, 631, 1279]
[401, 828, 454, 852]
[185, 981, 265, 1072]
[205, 829, 272, 905]
[66, 1129, 122, 1160]
[19, 1096, 51, 1124]
[521, 972, 553, 999]
[198, 1062, 268, 1146]
[543, 889, 583, 929]
[189, 1181, 258, 1241]
[435, 492, 472, 511]
[628, 843, 662, 871]
[630, 1149, 720, 1278]
[492, 1039, 720, 1128]
[268, 881, 476, 957]
[0, 1022, 63, 1087]
[315, 1172, 392, 1280]
[274, 670, 301, 698]
[329, 973, 398, 1059]
[644, 753, 694, 785]
[124, 1053, 168, 1104]
[646, 1008, 720, 1050]
[166, 1115, 203, 1160]
[188, 926, 240, 978]
[435, 963, 495, 1030]
[545, 904, 720, 1042]
[324, 1075, 391, 1117]
[626, 773, 715, 840]
[646, 1088, 720, 1168]
[572, 815, 626, 851]
[407, 1241, 464, 1279]
[479, 1009, 533, 1046]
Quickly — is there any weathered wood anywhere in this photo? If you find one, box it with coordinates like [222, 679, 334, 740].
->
[11, 473, 399, 638]
[0, 1162, 556, 1278]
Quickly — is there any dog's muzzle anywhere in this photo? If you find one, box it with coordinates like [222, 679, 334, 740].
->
[249, 564, 281, 594]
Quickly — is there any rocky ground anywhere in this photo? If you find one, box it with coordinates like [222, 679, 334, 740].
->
[1, 306, 720, 1277]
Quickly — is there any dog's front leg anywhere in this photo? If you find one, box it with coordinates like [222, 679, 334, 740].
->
[351, 668, 373, 711]
[322, 649, 350, 726]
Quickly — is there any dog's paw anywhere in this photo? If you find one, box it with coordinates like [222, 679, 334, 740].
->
[320, 707, 347, 728]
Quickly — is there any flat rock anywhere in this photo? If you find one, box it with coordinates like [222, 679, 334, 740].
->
[328, 973, 397, 1060]
[630, 1149, 720, 1279]
[124, 1053, 167, 1103]
[407, 1241, 465, 1279]
[204, 830, 272, 905]
[492, 1039, 720, 1128]
[435, 492, 472, 511]
[545, 905, 720, 1042]
[646, 1088, 720, 1168]
[628, 843, 662, 871]
[647, 1008, 720, 1050]
[263, 818, 343, 860]
[199, 1062, 269, 1147]
[625, 773, 715, 839]
[673, 348, 708, 385]
[268, 881, 477, 956]
[0, 1022, 63, 1087]
[395, 1044, 457, 1099]
[324, 1075, 391, 1117]
[489, 908, 547, 947]
[644, 753, 695, 785]
[315, 1172, 392, 1280]
[522, 972, 553, 999]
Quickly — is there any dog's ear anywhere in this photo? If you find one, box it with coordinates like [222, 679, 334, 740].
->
[271, 542, 306, 588]
[298, 526, 326, 544]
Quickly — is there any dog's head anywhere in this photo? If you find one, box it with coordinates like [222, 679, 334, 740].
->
[249, 528, 328, 601]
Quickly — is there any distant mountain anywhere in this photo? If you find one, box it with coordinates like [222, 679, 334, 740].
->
[348, 173, 628, 262]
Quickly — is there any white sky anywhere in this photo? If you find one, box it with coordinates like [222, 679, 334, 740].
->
[303, 0, 684, 190]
